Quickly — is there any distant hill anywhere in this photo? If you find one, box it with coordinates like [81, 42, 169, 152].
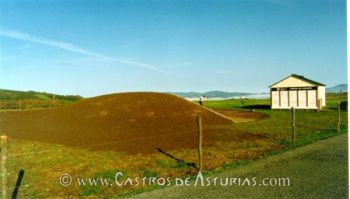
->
[0, 89, 83, 109]
[170, 91, 250, 98]
[169, 91, 203, 98]
[170, 91, 259, 99]
[326, 84, 347, 93]
[0, 89, 82, 100]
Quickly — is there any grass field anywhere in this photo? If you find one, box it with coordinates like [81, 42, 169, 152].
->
[203, 93, 347, 146]
[2, 93, 348, 198]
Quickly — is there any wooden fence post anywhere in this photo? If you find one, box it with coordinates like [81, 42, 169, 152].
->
[197, 116, 203, 171]
[1, 135, 8, 199]
[337, 102, 341, 132]
[291, 108, 296, 145]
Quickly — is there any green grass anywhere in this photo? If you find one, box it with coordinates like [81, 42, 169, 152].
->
[203, 93, 348, 147]
[80, 169, 129, 196]
[325, 93, 348, 109]
[201, 98, 269, 110]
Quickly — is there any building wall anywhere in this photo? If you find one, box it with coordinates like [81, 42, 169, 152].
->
[271, 91, 279, 108]
[298, 90, 307, 108]
[289, 90, 297, 107]
[317, 86, 326, 106]
[280, 91, 288, 107]
[308, 90, 317, 107]
[271, 89, 319, 109]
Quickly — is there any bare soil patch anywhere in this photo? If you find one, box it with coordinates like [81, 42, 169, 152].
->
[0, 92, 236, 154]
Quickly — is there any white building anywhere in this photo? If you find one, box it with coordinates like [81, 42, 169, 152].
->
[269, 74, 326, 110]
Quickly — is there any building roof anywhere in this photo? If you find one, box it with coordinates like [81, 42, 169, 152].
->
[269, 74, 326, 88]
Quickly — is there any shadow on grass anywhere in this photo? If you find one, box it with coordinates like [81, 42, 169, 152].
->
[241, 105, 271, 110]
[156, 148, 197, 169]
[12, 169, 25, 199]
[327, 101, 348, 111]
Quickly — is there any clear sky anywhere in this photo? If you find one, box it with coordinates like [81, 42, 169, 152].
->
[0, 0, 347, 97]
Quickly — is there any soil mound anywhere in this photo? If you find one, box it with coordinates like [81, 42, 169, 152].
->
[0, 92, 232, 153]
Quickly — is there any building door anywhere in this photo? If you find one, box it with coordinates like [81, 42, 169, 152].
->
[280, 91, 288, 108]
[298, 90, 307, 108]
[308, 90, 317, 108]
[289, 90, 297, 108]
[272, 91, 279, 108]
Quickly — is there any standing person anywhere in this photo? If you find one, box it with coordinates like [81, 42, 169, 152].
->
[199, 95, 204, 106]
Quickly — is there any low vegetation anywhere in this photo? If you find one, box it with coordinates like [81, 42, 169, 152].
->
[0, 89, 82, 110]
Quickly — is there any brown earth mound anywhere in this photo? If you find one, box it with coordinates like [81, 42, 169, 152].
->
[0, 92, 233, 153]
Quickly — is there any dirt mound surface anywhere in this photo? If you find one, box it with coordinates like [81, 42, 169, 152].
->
[0, 92, 233, 153]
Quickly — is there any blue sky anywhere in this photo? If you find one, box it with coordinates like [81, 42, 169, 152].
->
[0, 0, 347, 97]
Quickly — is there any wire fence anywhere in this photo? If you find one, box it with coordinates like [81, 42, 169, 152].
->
[0, 106, 346, 198]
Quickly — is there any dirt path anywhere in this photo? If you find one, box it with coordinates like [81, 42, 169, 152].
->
[127, 134, 348, 199]
[198, 105, 237, 123]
